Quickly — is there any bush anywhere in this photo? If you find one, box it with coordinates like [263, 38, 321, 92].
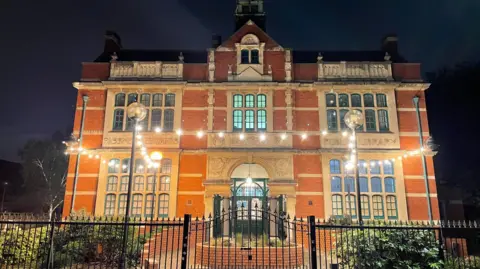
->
[0, 226, 49, 265]
[444, 256, 480, 269]
[335, 228, 443, 269]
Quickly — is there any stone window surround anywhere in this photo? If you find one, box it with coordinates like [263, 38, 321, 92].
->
[226, 89, 273, 133]
[235, 34, 265, 76]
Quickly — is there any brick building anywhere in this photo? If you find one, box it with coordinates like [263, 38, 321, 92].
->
[64, 0, 439, 222]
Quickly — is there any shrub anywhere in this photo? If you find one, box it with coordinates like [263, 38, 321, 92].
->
[335, 228, 443, 269]
[0, 226, 49, 265]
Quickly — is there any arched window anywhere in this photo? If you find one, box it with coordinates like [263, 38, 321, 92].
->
[332, 194, 343, 217]
[245, 94, 255, 107]
[108, 159, 120, 173]
[339, 109, 349, 130]
[233, 94, 243, 108]
[134, 176, 144, 191]
[241, 49, 249, 64]
[139, 109, 149, 130]
[165, 93, 175, 107]
[112, 109, 124, 131]
[146, 176, 155, 191]
[376, 94, 387, 107]
[158, 194, 170, 217]
[115, 93, 126, 107]
[106, 176, 118, 192]
[118, 194, 127, 215]
[135, 159, 145, 173]
[251, 49, 259, 64]
[145, 194, 154, 218]
[365, 109, 376, 131]
[245, 110, 255, 131]
[163, 109, 174, 131]
[385, 177, 396, 193]
[358, 160, 367, 174]
[344, 177, 355, 192]
[121, 158, 130, 173]
[346, 194, 356, 218]
[370, 160, 380, 175]
[327, 110, 338, 131]
[386, 195, 398, 219]
[351, 94, 361, 107]
[361, 195, 370, 219]
[371, 177, 382, 192]
[363, 94, 374, 107]
[140, 94, 150, 107]
[331, 176, 342, 192]
[160, 176, 170, 191]
[326, 94, 336, 107]
[339, 94, 349, 107]
[378, 110, 389, 131]
[257, 94, 266, 108]
[120, 176, 128, 192]
[360, 177, 368, 192]
[329, 159, 341, 174]
[354, 109, 364, 132]
[151, 109, 162, 129]
[161, 159, 172, 174]
[104, 194, 116, 216]
[152, 93, 163, 107]
[257, 110, 266, 131]
[233, 110, 243, 132]
[131, 194, 143, 217]
[383, 160, 394, 175]
[127, 93, 138, 105]
[372, 195, 384, 219]
[126, 116, 135, 131]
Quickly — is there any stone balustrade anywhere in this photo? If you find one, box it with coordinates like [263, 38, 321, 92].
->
[110, 61, 183, 79]
[318, 61, 393, 80]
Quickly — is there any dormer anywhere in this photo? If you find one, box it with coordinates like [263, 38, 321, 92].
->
[229, 32, 272, 82]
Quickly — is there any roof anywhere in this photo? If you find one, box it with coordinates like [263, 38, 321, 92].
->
[94, 50, 207, 63]
[292, 50, 406, 63]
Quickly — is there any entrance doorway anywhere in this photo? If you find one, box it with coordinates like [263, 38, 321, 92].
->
[232, 178, 268, 235]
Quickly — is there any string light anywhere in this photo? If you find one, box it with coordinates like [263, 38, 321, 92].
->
[239, 133, 245, 140]
[321, 130, 328, 136]
[196, 130, 204, 138]
[342, 131, 348, 137]
[301, 133, 308, 140]
[155, 127, 162, 133]
[218, 132, 224, 138]
[259, 133, 266, 141]
[176, 129, 183, 136]
[280, 133, 287, 140]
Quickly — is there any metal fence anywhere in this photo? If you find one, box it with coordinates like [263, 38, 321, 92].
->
[0, 214, 479, 268]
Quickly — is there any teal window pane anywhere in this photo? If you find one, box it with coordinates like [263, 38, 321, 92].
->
[245, 94, 255, 107]
[376, 94, 387, 107]
[233, 110, 243, 132]
[385, 177, 396, 193]
[326, 94, 336, 107]
[351, 94, 361, 107]
[151, 109, 162, 129]
[340, 109, 349, 130]
[140, 94, 150, 107]
[378, 110, 389, 131]
[113, 109, 124, 131]
[383, 160, 394, 175]
[370, 160, 381, 174]
[371, 177, 382, 192]
[233, 95, 243, 108]
[152, 93, 163, 107]
[115, 93, 125, 106]
[365, 109, 376, 131]
[108, 159, 120, 173]
[257, 94, 266, 108]
[127, 93, 138, 105]
[165, 93, 175, 107]
[245, 110, 255, 131]
[257, 110, 266, 131]
[163, 109, 174, 131]
[339, 94, 349, 107]
[363, 94, 374, 107]
[358, 160, 367, 174]
[327, 110, 338, 131]
[329, 159, 341, 174]
[331, 176, 342, 192]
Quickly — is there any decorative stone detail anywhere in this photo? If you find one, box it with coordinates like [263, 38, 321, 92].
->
[207, 133, 292, 149]
[110, 61, 183, 79]
[208, 49, 215, 82]
[321, 133, 400, 149]
[285, 49, 292, 82]
[103, 132, 179, 148]
[317, 61, 393, 80]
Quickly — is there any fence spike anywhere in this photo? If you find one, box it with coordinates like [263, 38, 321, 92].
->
[287, 214, 291, 220]
[201, 215, 205, 221]
[221, 207, 225, 213]
[474, 220, 478, 228]
[208, 213, 212, 219]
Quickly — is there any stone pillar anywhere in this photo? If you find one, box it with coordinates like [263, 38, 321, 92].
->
[269, 197, 278, 237]
[286, 195, 296, 241]
[222, 197, 230, 237]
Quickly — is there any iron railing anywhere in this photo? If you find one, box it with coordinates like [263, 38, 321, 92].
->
[0, 213, 479, 268]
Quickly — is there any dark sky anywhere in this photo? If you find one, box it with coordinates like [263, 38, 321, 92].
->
[1, 0, 479, 162]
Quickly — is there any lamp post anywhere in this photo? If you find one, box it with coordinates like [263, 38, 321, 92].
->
[1, 182, 8, 212]
[120, 102, 147, 268]
[344, 110, 365, 225]
[150, 152, 163, 220]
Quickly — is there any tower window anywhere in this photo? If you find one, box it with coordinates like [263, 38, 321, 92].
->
[251, 50, 259, 64]
[241, 50, 249, 64]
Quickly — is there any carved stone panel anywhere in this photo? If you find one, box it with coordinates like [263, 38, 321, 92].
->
[207, 133, 292, 149]
[103, 132, 180, 148]
[321, 132, 400, 149]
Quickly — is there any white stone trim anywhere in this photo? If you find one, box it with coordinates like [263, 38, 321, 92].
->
[177, 191, 205, 195]
[397, 108, 427, 112]
[67, 173, 99, 177]
[406, 193, 438, 198]
[179, 173, 203, 178]
[296, 192, 324, 196]
[76, 107, 106, 111]
[404, 175, 436, 180]
[297, 174, 323, 178]
[65, 191, 97, 195]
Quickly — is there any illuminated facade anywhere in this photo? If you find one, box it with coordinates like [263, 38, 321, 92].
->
[64, 0, 439, 221]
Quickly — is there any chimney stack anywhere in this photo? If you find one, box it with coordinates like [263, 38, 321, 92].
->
[104, 30, 122, 54]
[382, 35, 398, 56]
[212, 34, 222, 48]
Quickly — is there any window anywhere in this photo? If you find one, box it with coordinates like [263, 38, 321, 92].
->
[151, 110, 162, 129]
[120, 176, 128, 192]
[112, 109, 124, 131]
[115, 93, 126, 106]
[105, 194, 116, 216]
[241, 50, 249, 64]
[351, 94, 361, 107]
[363, 109, 376, 132]
[383, 161, 394, 175]
[135, 159, 145, 173]
[346, 195, 356, 218]
[332, 195, 343, 217]
[385, 177, 396, 193]
[371, 177, 382, 192]
[331, 176, 342, 192]
[245, 94, 255, 107]
[330, 159, 341, 174]
[160, 176, 170, 191]
[326, 94, 336, 107]
[245, 110, 255, 131]
[354, 109, 364, 132]
[126, 117, 135, 131]
[339, 94, 349, 107]
[378, 110, 389, 131]
[361, 195, 370, 219]
[370, 161, 380, 175]
[165, 93, 175, 107]
[161, 159, 172, 174]
[327, 110, 338, 131]
[251, 50, 259, 64]
[158, 194, 169, 217]
[145, 194, 154, 218]
[121, 158, 130, 173]
[118, 194, 127, 215]
[376, 94, 387, 107]
[360, 177, 368, 192]
[233, 110, 243, 132]
[108, 159, 120, 173]
[131, 194, 143, 217]
[127, 93, 138, 105]
[257, 94, 266, 108]
[386, 195, 398, 219]
[163, 109, 174, 131]
[134, 176, 144, 191]
[257, 110, 266, 131]
[339, 109, 349, 130]
[344, 177, 355, 192]
[372, 195, 384, 219]
[146, 176, 155, 191]
[140, 94, 150, 107]
[363, 94, 374, 107]
[358, 160, 367, 174]
[152, 93, 163, 107]
[106, 176, 118, 192]
[139, 109, 149, 131]
[233, 95, 243, 108]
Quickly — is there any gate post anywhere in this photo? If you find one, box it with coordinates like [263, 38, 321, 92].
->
[308, 216, 318, 269]
[180, 214, 191, 269]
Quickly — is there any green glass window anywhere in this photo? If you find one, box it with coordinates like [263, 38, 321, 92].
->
[363, 94, 374, 107]
[108, 159, 120, 173]
[385, 177, 396, 193]
[372, 195, 384, 219]
[241, 50, 249, 64]
[104, 194, 116, 216]
[378, 110, 389, 131]
[332, 195, 343, 217]
[365, 109, 376, 131]
[245, 94, 255, 108]
[151, 109, 162, 130]
[257, 94, 266, 108]
[371, 177, 382, 192]
[118, 194, 127, 215]
[245, 110, 255, 132]
[161, 159, 172, 174]
[340, 109, 349, 130]
[326, 94, 336, 107]
[113, 109, 124, 131]
[331, 176, 342, 192]
[251, 50, 259, 64]
[233, 110, 243, 132]
[165, 93, 175, 107]
[361, 195, 370, 219]
[233, 94, 243, 108]
[139, 109, 149, 130]
[106, 176, 118, 192]
[383, 160, 394, 175]
[152, 93, 163, 107]
[376, 94, 387, 107]
[140, 94, 150, 107]
[160, 176, 170, 191]
[257, 110, 266, 131]
[131, 194, 143, 217]
[127, 93, 138, 105]
[339, 94, 349, 107]
[120, 176, 128, 192]
[163, 109, 174, 131]
[158, 194, 169, 217]
[121, 158, 130, 173]
[145, 194, 154, 218]
[370, 160, 381, 174]
[329, 159, 341, 174]
[354, 109, 364, 132]
[351, 94, 361, 107]
[327, 110, 338, 131]
[115, 93, 126, 107]
[135, 159, 145, 173]
[346, 195, 357, 218]
[134, 176, 144, 191]
[386, 195, 398, 219]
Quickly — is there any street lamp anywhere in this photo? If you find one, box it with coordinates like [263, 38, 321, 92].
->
[1, 182, 8, 212]
[120, 101, 147, 268]
[344, 110, 364, 225]
[150, 151, 163, 220]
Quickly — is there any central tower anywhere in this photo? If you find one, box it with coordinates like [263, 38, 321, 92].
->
[235, 0, 266, 31]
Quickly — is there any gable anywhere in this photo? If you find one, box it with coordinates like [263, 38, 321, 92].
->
[218, 20, 282, 50]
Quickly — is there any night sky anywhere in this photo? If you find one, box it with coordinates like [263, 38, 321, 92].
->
[1, 0, 480, 162]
